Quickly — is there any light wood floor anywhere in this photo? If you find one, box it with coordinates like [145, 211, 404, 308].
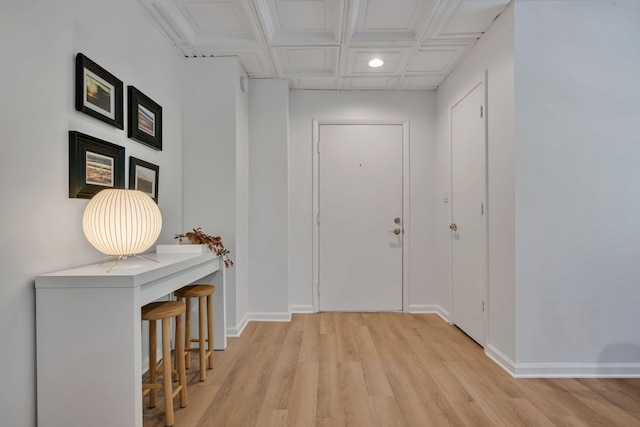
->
[143, 313, 640, 426]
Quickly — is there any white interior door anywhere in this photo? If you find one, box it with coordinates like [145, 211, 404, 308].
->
[451, 81, 487, 345]
[318, 124, 403, 311]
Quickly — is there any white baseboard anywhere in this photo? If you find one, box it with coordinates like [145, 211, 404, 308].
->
[290, 304, 314, 313]
[248, 312, 292, 322]
[485, 344, 640, 378]
[485, 344, 517, 376]
[408, 304, 450, 323]
[226, 312, 249, 338]
[226, 311, 292, 337]
[407, 304, 438, 313]
[513, 362, 640, 378]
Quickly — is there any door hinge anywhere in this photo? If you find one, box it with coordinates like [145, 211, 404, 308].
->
[317, 213, 320, 225]
[481, 203, 484, 215]
[480, 105, 483, 118]
[482, 300, 485, 312]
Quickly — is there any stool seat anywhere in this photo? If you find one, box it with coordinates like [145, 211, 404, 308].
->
[174, 284, 216, 381]
[174, 284, 215, 298]
[142, 301, 185, 320]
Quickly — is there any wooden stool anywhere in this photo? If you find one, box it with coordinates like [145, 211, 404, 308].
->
[174, 284, 215, 381]
[142, 301, 187, 427]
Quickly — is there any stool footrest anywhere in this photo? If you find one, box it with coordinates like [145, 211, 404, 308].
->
[185, 347, 212, 352]
[171, 385, 184, 400]
[184, 348, 213, 357]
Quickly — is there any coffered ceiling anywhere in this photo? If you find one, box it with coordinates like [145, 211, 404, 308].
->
[136, 0, 510, 90]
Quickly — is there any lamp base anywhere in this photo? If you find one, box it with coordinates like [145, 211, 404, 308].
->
[99, 254, 161, 273]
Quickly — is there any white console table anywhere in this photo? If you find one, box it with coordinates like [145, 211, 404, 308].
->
[35, 251, 225, 427]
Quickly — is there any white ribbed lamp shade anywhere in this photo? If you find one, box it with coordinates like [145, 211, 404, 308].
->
[83, 189, 162, 256]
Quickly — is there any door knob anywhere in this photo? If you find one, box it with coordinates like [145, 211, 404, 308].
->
[394, 217, 401, 224]
[449, 223, 457, 231]
[392, 228, 401, 235]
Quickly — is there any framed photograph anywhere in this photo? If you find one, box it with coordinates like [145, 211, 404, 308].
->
[75, 53, 124, 129]
[129, 157, 159, 203]
[69, 131, 125, 199]
[128, 86, 162, 150]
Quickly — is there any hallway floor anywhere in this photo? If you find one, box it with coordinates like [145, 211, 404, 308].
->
[143, 313, 640, 426]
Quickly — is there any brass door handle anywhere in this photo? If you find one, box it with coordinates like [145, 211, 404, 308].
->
[392, 228, 401, 235]
[449, 223, 457, 231]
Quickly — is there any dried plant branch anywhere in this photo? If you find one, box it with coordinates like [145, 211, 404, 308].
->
[175, 227, 234, 268]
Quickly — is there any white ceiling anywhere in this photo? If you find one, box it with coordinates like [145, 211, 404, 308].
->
[137, 0, 510, 90]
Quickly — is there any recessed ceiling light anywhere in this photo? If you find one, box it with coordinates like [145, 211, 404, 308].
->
[368, 58, 384, 68]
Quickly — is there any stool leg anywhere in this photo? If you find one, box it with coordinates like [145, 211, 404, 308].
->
[184, 297, 192, 370]
[207, 293, 214, 369]
[198, 296, 206, 381]
[175, 311, 187, 408]
[148, 320, 157, 408]
[162, 318, 174, 427]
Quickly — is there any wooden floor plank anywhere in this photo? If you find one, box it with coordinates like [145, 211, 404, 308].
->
[254, 328, 303, 419]
[288, 361, 319, 427]
[298, 312, 321, 362]
[142, 313, 640, 427]
[340, 361, 375, 427]
[316, 361, 345, 427]
[354, 325, 394, 397]
[367, 396, 409, 427]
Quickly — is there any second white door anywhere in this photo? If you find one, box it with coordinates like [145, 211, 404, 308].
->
[451, 81, 487, 345]
[318, 124, 403, 311]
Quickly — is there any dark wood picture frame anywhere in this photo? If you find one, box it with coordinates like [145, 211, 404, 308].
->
[128, 86, 162, 150]
[75, 53, 124, 129]
[69, 131, 125, 199]
[129, 157, 159, 203]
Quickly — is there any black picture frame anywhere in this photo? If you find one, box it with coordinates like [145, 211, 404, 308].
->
[75, 53, 124, 129]
[128, 86, 162, 150]
[129, 157, 159, 203]
[69, 131, 125, 199]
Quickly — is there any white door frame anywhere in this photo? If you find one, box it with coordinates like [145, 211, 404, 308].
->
[312, 119, 411, 312]
[449, 71, 489, 347]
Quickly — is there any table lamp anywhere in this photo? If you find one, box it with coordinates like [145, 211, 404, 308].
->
[83, 189, 162, 272]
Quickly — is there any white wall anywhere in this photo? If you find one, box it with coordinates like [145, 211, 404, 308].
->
[0, 0, 185, 424]
[514, 0, 640, 369]
[248, 80, 290, 314]
[182, 57, 249, 333]
[435, 4, 515, 361]
[288, 90, 437, 311]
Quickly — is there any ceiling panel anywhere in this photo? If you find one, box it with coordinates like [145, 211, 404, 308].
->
[255, 0, 343, 45]
[347, 0, 439, 43]
[182, 1, 245, 33]
[362, 0, 419, 30]
[276, 1, 326, 30]
[136, 0, 511, 90]
[427, 0, 510, 40]
[273, 46, 339, 77]
[443, 0, 511, 36]
[406, 40, 473, 75]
